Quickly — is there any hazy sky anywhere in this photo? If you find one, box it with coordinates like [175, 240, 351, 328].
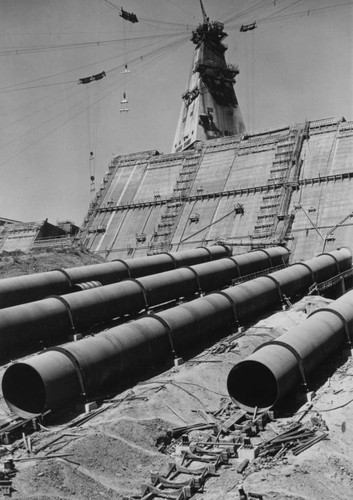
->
[0, 0, 352, 226]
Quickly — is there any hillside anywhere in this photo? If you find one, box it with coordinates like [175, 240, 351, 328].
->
[0, 248, 107, 279]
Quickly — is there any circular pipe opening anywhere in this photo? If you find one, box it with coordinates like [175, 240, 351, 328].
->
[2, 364, 46, 418]
[227, 360, 279, 413]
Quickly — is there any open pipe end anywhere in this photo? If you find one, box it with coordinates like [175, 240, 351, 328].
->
[227, 360, 279, 414]
[2, 363, 47, 418]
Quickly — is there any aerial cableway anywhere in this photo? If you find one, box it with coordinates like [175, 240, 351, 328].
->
[120, 7, 138, 24]
[240, 22, 257, 32]
[78, 71, 107, 85]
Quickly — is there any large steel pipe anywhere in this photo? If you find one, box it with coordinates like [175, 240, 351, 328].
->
[123, 245, 231, 277]
[227, 289, 353, 413]
[0, 245, 231, 309]
[267, 248, 352, 298]
[2, 295, 234, 417]
[0, 271, 70, 310]
[0, 248, 287, 361]
[222, 277, 279, 323]
[0, 299, 72, 358]
[294, 248, 351, 282]
[2, 248, 349, 417]
[230, 246, 288, 277]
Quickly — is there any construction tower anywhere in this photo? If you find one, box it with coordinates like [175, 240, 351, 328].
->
[172, 1, 245, 153]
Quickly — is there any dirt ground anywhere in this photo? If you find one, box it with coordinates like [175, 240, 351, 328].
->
[0, 248, 106, 279]
[0, 253, 353, 499]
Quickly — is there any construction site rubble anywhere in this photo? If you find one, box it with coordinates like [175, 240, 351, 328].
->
[120, 396, 332, 500]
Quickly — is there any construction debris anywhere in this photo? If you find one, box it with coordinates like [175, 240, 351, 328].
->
[0, 416, 41, 445]
[121, 396, 331, 499]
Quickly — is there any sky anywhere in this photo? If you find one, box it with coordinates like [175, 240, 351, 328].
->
[0, 0, 352, 227]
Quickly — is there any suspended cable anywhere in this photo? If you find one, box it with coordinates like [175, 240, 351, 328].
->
[120, 8, 130, 112]
[100, 0, 193, 28]
[0, 87, 92, 151]
[0, 31, 188, 57]
[0, 85, 82, 133]
[0, 79, 77, 93]
[0, 32, 190, 161]
[223, 0, 353, 32]
[258, 1, 353, 24]
[139, 19, 195, 29]
[0, 37, 189, 172]
[85, 77, 103, 193]
[163, 0, 198, 19]
[106, 32, 190, 74]
[257, 0, 306, 23]
[0, 74, 121, 171]
[101, 0, 121, 13]
[222, 0, 274, 25]
[0, 90, 54, 118]
[0, 31, 188, 93]
[0, 53, 122, 92]
[131, 35, 190, 79]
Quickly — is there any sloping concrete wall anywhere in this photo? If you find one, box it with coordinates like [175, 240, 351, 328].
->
[80, 117, 353, 263]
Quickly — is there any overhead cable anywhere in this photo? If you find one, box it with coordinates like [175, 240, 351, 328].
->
[0, 31, 188, 57]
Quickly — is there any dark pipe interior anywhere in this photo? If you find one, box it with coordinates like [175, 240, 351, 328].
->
[227, 360, 279, 412]
[2, 364, 46, 417]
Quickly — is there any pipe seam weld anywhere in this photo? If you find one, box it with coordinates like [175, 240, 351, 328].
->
[308, 307, 352, 346]
[196, 246, 212, 261]
[52, 268, 73, 288]
[294, 261, 315, 282]
[319, 251, 340, 273]
[143, 313, 177, 357]
[213, 291, 239, 325]
[254, 340, 308, 387]
[162, 252, 178, 269]
[259, 274, 283, 302]
[258, 248, 273, 268]
[48, 295, 77, 333]
[229, 256, 241, 276]
[110, 259, 132, 278]
[182, 266, 203, 294]
[128, 279, 150, 311]
[49, 346, 88, 398]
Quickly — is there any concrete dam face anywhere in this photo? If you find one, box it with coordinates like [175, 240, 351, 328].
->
[80, 117, 353, 263]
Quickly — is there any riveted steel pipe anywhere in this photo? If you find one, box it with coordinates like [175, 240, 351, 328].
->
[0, 271, 70, 310]
[230, 246, 289, 277]
[294, 248, 351, 283]
[2, 316, 171, 417]
[3, 248, 350, 417]
[2, 294, 233, 417]
[227, 289, 353, 413]
[222, 277, 279, 323]
[0, 248, 285, 361]
[0, 298, 72, 359]
[0, 245, 231, 309]
[267, 247, 352, 298]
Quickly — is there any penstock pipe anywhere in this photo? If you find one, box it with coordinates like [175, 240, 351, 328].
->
[227, 289, 353, 413]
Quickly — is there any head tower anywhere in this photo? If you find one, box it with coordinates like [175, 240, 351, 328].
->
[172, 0, 245, 153]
